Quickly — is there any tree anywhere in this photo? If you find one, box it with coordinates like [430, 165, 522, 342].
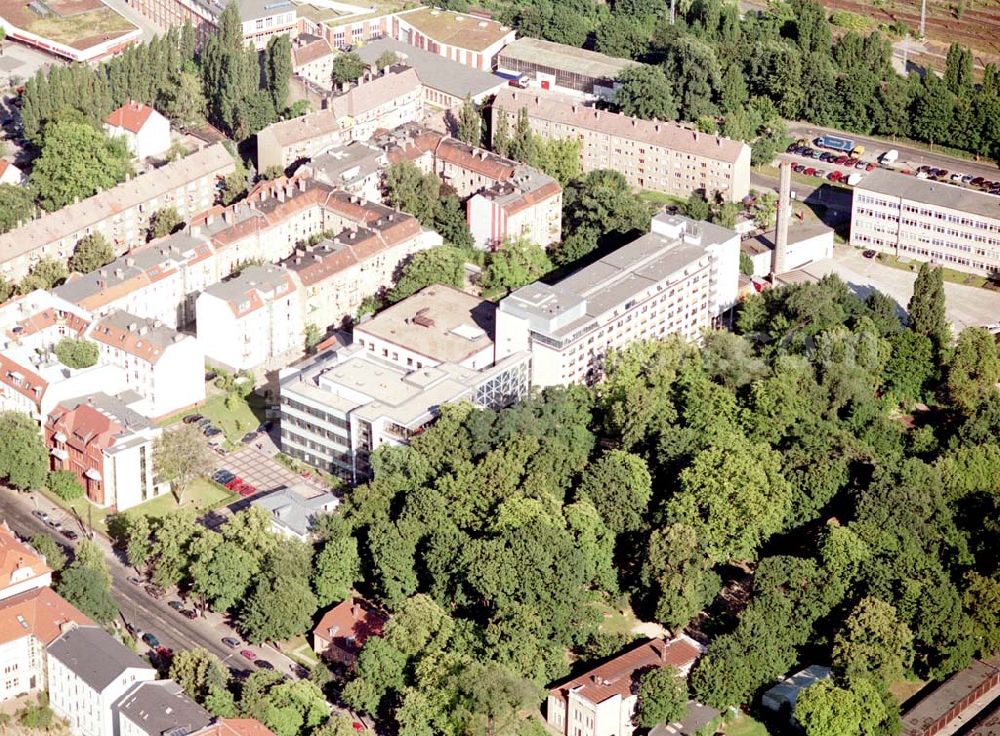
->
[0, 184, 36, 235]
[833, 597, 914, 684]
[57, 566, 118, 623]
[201, 2, 264, 137]
[636, 666, 687, 728]
[0, 411, 48, 490]
[70, 233, 115, 273]
[304, 324, 322, 354]
[118, 512, 153, 569]
[332, 52, 365, 87]
[945, 42, 973, 97]
[389, 246, 466, 302]
[375, 51, 398, 70]
[562, 169, 648, 259]
[53, 338, 99, 369]
[153, 425, 215, 503]
[907, 262, 949, 353]
[578, 449, 652, 534]
[264, 34, 292, 113]
[885, 330, 934, 404]
[48, 470, 83, 501]
[434, 194, 474, 250]
[754, 191, 777, 230]
[19, 257, 68, 293]
[382, 161, 439, 227]
[683, 190, 710, 221]
[457, 95, 482, 146]
[190, 540, 259, 612]
[29, 534, 67, 572]
[480, 239, 553, 295]
[170, 648, 229, 703]
[149, 206, 182, 240]
[31, 119, 131, 211]
[796, 678, 889, 736]
[240, 576, 319, 643]
[158, 69, 206, 128]
[739, 250, 754, 276]
[614, 65, 679, 121]
[947, 327, 1000, 414]
[312, 521, 360, 606]
[533, 137, 582, 187]
[595, 14, 650, 59]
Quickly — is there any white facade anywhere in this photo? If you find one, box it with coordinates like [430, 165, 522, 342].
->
[467, 183, 562, 250]
[0, 631, 44, 701]
[744, 224, 835, 279]
[496, 214, 740, 387]
[0, 160, 24, 186]
[104, 106, 171, 161]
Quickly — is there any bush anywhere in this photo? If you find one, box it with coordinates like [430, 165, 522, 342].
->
[53, 338, 99, 369]
[48, 470, 84, 501]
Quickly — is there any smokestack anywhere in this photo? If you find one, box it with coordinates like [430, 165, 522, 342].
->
[771, 161, 792, 278]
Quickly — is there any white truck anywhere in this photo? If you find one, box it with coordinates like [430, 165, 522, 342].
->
[879, 149, 899, 165]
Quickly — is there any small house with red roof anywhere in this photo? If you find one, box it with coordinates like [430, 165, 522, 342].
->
[545, 636, 705, 736]
[104, 101, 171, 161]
[0, 521, 53, 602]
[312, 597, 385, 667]
[0, 159, 24, 186]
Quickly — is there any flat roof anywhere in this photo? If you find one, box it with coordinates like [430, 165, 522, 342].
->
[354, 285, 494, 364]
[858, 168, 1000, 221]
[394, 6, 512, 52]
[115, 681, 212, 736]
[902, 656, 1000, 735]
[498, 37, 639, 81]
[0, 0, 138, 50]
[745, 222, 833, 254]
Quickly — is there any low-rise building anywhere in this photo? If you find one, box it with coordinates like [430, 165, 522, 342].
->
[0, 522, 53, 601]
[353, 285, 495, 370]
[496, 213, 740, 387]
[104, 101, 172, 161]
[251, 485, 340, 540]
[0, 587, 91, 702]
[0, 144, 235, 283]
[390, 7, 515, 71]
[497, 37, 639, 100]
[761, 665, 831, 720]
[196, 264, 303, 372]
[312, 597, 385, 666]
[742, 222, 834, 279]
[256, 68, 422, 171]
[546, 637, 704, 736]
[194, 719, 278, 736]
[115, 680, 213, 736]
[124, 0, 297, 49]
[492, 88, 751, 202]
[89, 311, 205, 419]
[47, 625, 157, 736]
[292, 34, 335, 89]
[45, 392, 166, 511]
[851, 168, 1000, 277]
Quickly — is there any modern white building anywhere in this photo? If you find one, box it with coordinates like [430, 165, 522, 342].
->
[104, 102, 172, 161]
[89, 311, 205, 419]
[47, 626, 157, 736]
[115, 680, 213, 736]
[496, 213, 740, 387]
[850, 168, 1000, 277]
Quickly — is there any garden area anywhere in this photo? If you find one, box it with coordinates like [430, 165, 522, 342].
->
[130, 477, 235, 520]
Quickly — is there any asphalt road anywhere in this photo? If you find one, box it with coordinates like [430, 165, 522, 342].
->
[1, 489, 289, 678]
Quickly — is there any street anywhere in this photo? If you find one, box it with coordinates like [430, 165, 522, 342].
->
[0, 488, 299, 679]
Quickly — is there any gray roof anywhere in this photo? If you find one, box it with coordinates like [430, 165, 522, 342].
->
[356, 38, 507, 100]
[115, 681, 212, 736]
[649, 701, 720, 736]
[497, 37, 639, 81]
[857, 168, 1000, 221]
[761, 665, 831, 711]
[47, 626, 153, 693]
[202, 264, 293, 306]
[94, 310, 187, 351]
[252, 485, 339, 536]
[308, 143, 384, 188]
[58, 391, 152, 431]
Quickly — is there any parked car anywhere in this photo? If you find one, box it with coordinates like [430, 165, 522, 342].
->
[792, 163, 805, 173]
[971, 177, 985, 187]
[223, 637, 241, 648]
[225, 476, 244, 491]
[61, 529, 79, 541]
[168, 600, 184, 611]
[46, 518, 61, 530]
[803, 167, 816, 176]
[213, 469, 236, 485]
[241, 649, 257, 661]
[865, 162, 877, 171]
[183, 414, 204, 424]
[145, 585, 166, 600]
[142, 632, 160, 648]
[239, 484, 258, 497]
[812, 169, 826, 178]
[241, 432, 258, 444]
[197, 418, 212, 428]
[256, 660, 274, 670]
[32, 510, 48, 520]
[180, 609, 198, 620]
[863, 250, 877, 259]
[828, 171, 842, 182]
[128, 576, 143, 586]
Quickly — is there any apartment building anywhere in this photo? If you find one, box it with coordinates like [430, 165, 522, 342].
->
[0, 522, 53, 601]
[89, 311, 205, 419]
[304, 143, 386, 202]
[256, 69, 422, 171]
[390, 7, 514, 71]
[496, 213, 740, 387]
[47, 626, 157, 736]
[546, 637, 703, 736]
[116, 681, 213, 736]
[0, 587, 91, 702]
[492, 89, 751, 202]
[497, 37, 639, 100]
[104, 101, 171, 161]
[125, 0, 296, 49]
[291, 34, 335, 89]
[196, 265, 303, 372]
[353, 285, 496, 370]
[0, 144, 235, 283]
[851, 168, 1000, 277]
[46, 392, 166, 510]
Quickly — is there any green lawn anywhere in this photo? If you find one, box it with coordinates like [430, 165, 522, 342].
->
[721, 713, 772, 736]
[38, 487, 110, 535]
[131, 478, 235, 520]
[160, 392, 266, 444]
[873, 252, 988, 287]
[639, 190, 688, 208]
[278, 635, 320, 668]
[590, 600, 641, 637]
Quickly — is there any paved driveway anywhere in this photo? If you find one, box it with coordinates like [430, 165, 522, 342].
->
[217, 446, 303, 496]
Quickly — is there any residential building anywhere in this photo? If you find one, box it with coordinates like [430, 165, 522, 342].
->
[104, 101, 172, 161]
[89, 311, 205, 419]
[466, 164, 562, 249]
[497, 37, 639, 100]
[0, 160, 24, 186]
[124, 0, 297, 49]
[0, 290, 91, 354]
[492, 89, 751, 202]
[390, 7, 514, 71]
[546, 637, 704, 736]
[742, 222, 834, 279]
[116, 680, 213, 736]
[850, 168, 1000, 277]
[45, 392, 166, 511]
[495, 213, 740, 387]
[196, 264, 303, 372]
[761, 665, 832, 719]
[47, 625, 157, 736]
[303, 143, 386, 202]
[0, 587, 91, 702]
[312, 597, 385, 666]
[251, 484, 340, 540]
[193, 719, 278, 736]
[356, 38, 508, 108]
[292, 34, 335, 89]
[0, 522, 53, 601]
[0, 144, 235, 283]
[353, 285, 496, 370]
[256, 68, 422, 171]
[279, 341, 530, 481]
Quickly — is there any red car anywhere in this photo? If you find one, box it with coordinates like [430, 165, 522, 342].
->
[240, 484, 257, 497]
[865, 162, 878, 171]
[241, 649, 257, 661]
[828, 171, 843, 182]
[225, 476, 244, 491]
[803, 167, 816, 176]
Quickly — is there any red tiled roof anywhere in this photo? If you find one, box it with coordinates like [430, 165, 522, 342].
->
[105, 101, 156, 134]
[47, 401, 122, 458]
[0, 586, 91, 646]
[0, 522, 51, 594]
[196, 719, 277, 736]
[7, 308, 90, 340]
[502, 179, 562, 215]
[549, 638, 703, 705]
[292, 38, 333, 68]
[0, 352, 47, 407]
[435, 138, 517, 181]
[313, 597, 385, 657]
